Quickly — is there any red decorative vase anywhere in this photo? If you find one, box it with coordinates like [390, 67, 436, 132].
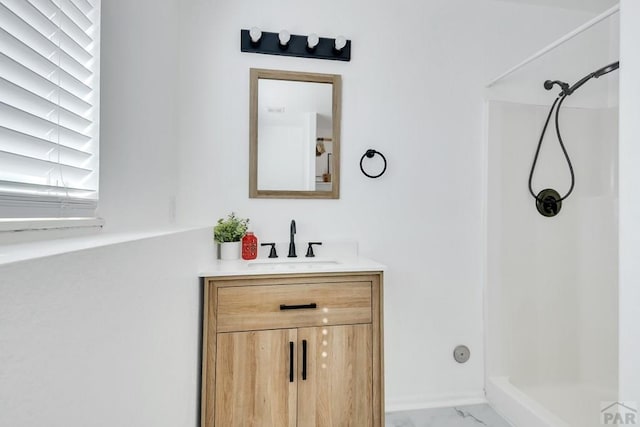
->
[241, 232, 258, 260]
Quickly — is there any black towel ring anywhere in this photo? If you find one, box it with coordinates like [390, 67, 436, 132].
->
[360, 149, 387, 179]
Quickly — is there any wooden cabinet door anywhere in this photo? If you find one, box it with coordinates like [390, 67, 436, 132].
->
[215, 329, 297, 427]
[297, 324, 373, 427]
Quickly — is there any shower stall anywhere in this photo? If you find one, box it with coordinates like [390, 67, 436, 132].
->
[484, 6, 619, 427]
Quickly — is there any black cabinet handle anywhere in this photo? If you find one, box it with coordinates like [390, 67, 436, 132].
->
[302, 340, 308, 380]
[280, 303, 317, 311]
[289, 341, 294, 383]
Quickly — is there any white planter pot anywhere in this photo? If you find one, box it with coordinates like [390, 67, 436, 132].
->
[220, 241, 241, 260]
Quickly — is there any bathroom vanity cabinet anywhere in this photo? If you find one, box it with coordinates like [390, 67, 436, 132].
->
[200, 272, 384, 427]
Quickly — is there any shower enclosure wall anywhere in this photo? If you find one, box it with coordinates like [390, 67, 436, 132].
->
[485, 9, 619, 427]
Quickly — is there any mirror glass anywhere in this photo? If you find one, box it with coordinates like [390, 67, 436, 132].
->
[250, 69, 341, 199]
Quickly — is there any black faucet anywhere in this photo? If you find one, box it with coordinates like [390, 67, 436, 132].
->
[261, 242, 278, 258]
[288, 219, 297, 258]
[305, 242, 322, 258]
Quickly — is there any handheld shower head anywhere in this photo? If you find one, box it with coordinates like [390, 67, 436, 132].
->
[565, 61, 619, 95]
[593, 61, 619, 78]
[546, 61, 620, 97]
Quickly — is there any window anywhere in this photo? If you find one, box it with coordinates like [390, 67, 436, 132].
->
[0, 0, 100, 220]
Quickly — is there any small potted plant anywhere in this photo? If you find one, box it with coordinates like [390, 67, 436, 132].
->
[214, 212, 249, 260]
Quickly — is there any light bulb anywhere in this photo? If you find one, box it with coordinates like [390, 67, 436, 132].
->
[249, 27, 262, 43]
[307, 33, 319, 49]
[279, 30, 291, 46]
[334, 35, 347, 51]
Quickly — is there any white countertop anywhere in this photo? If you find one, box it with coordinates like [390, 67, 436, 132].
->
[199, 256, 386, 277]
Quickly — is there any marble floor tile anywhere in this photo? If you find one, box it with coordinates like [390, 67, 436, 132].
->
[385, 404, 512, 427]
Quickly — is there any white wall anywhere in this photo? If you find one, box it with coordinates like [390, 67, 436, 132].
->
[1, 2, 213, 427]
[0, 228, 213, 427]
[618, 0, 640, 404]
[98, 0, 181, 231]
[176, 0, 596, 408]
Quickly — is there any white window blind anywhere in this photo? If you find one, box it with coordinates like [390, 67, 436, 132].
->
[0, 0, 100, 219]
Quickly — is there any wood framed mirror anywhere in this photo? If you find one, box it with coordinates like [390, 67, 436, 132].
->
[249, 68, 341, 199]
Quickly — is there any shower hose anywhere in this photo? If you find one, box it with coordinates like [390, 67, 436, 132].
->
[527, 93, 575, 204]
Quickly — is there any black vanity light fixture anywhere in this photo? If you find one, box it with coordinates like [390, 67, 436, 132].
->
[241, 27, 351, 61]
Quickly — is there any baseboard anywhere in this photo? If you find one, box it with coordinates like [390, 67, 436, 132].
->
[385, 391, 487, 413]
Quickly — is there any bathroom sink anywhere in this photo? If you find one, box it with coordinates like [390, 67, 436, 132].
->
[247, 258, 340, 270]
[200, 251, 385, 277]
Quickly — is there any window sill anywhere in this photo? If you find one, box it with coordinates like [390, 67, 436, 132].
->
[0, 217, 105, 232]
[0, 226, 210, 266]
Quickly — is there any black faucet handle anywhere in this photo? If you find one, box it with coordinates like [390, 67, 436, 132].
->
[305, 242, 322, 258]
[261, 243, 278, 258]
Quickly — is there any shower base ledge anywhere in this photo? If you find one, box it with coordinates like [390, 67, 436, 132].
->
[488, 377, 618, 427]
[487, 377, 568, 427]
[519, 381, 617, 427]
